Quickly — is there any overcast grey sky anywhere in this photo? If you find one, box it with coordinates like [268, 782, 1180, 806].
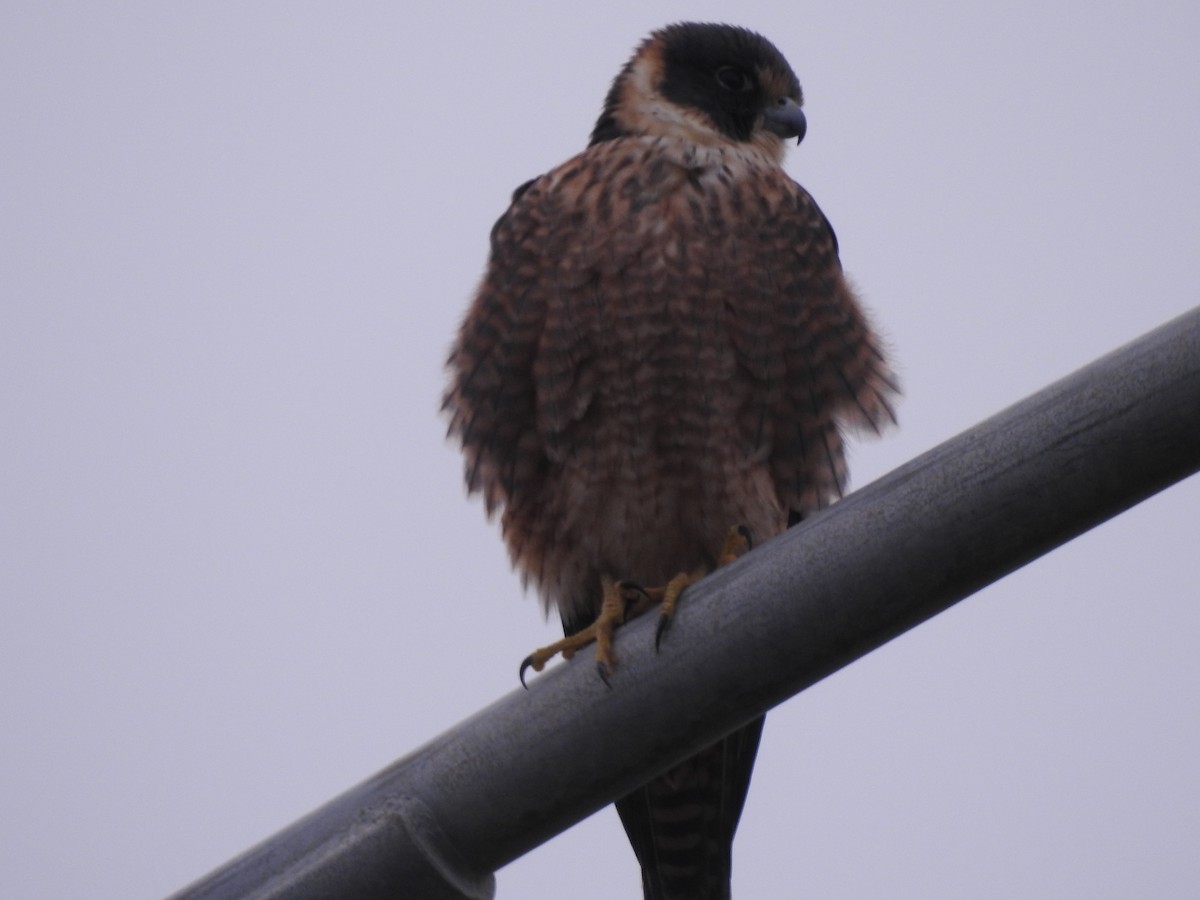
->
[2, 2, 1198, 898]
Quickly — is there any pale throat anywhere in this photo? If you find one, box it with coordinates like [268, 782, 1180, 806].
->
[616, 55, 788, 168]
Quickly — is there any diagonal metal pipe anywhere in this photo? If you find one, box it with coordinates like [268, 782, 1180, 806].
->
[169, 306, 1200, 900]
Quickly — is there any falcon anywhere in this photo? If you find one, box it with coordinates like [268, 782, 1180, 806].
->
[444, 22, 896, 898]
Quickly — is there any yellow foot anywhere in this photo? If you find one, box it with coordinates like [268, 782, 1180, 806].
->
[519, 577, 649, 688]
[654, 525, 753, 649]
[518, 526, 753, 686]
[718, 524, 753, 566]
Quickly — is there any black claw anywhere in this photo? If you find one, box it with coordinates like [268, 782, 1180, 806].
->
[655, 613, 672, 652]
[736, 524, 753, 550]
[597, 662, 613, 689]
[616, 580, 651, 619]
[519, 656, 534, 689]
[617, 579, 650, 598]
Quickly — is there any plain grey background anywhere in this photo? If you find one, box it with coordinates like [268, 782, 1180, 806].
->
[2, 2, 1197, 897]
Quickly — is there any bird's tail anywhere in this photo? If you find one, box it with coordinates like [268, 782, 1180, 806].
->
[615, 716, 765, 900]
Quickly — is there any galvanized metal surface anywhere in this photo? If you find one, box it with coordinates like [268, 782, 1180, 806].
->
[169, 307, 1200, 899]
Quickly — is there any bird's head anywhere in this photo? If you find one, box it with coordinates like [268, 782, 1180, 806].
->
[590, 23, 807, 161]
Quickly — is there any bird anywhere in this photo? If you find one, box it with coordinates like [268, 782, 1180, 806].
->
[444, 21, 896, 899]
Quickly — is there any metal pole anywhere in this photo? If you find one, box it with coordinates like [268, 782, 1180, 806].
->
[169, 307, 1200, 900]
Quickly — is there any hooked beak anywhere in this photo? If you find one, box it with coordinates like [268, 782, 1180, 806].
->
[763, 97, 807, 144]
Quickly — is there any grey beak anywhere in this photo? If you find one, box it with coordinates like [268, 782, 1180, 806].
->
[763, 97, 807, 144]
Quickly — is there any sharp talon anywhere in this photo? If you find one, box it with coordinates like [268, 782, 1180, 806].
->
[618, 579, 650, 601]
[519, 655, 535, 689]
[655, 613, 672, 652]
[617, 580, 651, 619]
[737, 524, 753, 550]
[597, 662, 612, 688]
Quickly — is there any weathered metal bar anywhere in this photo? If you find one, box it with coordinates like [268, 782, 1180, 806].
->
[169, 306, 1200, 900]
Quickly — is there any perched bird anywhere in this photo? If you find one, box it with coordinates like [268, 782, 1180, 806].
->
[444, 22, 896, 899]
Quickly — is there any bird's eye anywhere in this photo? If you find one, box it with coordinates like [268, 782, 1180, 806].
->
[716, 66, 752, 92]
